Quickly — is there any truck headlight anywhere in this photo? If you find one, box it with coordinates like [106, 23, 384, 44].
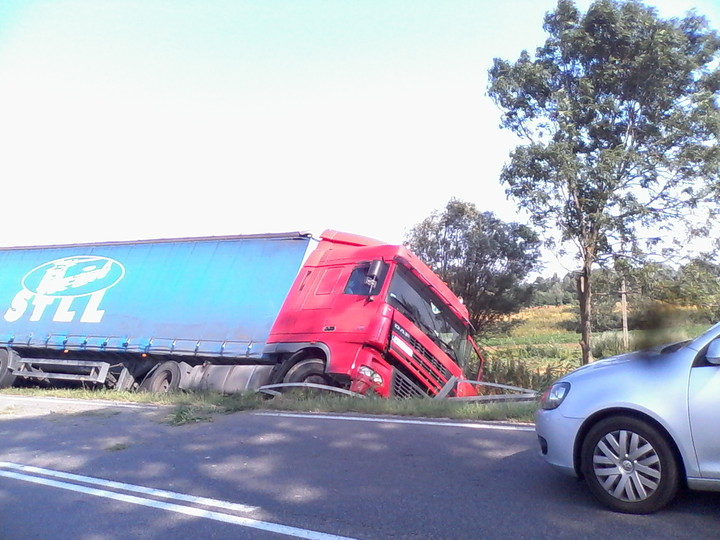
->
[540, 382, 570, 410]
[358, 366, 383, 386]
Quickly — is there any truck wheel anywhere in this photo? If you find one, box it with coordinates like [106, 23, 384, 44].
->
[283, 358, 328, 385]
[0, 349, 17, 389]
[581, 415, 680, 514]
[141, 361, 182, 393]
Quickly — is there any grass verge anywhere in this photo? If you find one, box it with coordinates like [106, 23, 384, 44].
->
[0, 386, 538, 425]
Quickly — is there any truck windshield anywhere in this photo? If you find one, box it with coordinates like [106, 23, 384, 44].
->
[387, 264, 470, 368]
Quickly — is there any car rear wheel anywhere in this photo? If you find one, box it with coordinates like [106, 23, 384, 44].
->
[581, 415, 680, 514]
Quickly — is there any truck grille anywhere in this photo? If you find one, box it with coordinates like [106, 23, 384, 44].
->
[403, 334, 452, 380]
[391, 369, 426, 399]
[389, 322, 454, 396]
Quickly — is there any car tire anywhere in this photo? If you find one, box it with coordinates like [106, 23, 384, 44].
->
[581, 415, 680, 514]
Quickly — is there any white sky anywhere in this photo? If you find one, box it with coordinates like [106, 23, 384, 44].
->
[0, 0, 718, 276]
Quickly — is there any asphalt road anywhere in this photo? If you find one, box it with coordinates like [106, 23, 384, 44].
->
[0, 394, 719, 539]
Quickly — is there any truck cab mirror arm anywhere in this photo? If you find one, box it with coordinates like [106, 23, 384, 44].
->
[365, 259, 385, 299]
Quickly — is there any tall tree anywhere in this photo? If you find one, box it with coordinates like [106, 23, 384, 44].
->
[405, 199, 541, 333]
[488, 0, 720, 364]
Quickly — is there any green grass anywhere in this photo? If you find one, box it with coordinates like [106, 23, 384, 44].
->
[162, 392, 538, 425]
[0, 386, 537, 425]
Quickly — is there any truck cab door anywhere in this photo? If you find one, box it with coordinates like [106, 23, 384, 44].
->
[300, 267, 345, 310]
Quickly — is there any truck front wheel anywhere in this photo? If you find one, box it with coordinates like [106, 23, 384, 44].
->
[283, 358, 328, 386]
[0, 349, 17, 389]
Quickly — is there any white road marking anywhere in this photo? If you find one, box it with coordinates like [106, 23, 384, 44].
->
[253, 412, 536, 432]
[0, 463, 357, 540]
[0, 461, 258, 513]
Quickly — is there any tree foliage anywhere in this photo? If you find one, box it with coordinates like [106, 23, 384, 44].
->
[530, 274, 576, 306]
[660, 257, 720, 319]
[405, 199, 541, 334]
[487, 0, 720, 363]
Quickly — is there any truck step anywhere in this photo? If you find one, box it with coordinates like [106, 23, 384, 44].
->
[12, 358, 110, 384]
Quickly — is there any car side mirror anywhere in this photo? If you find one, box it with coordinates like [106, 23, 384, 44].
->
[706, 339, 720, 365]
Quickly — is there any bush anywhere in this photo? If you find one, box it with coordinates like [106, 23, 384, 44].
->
[590, 332, 628, 359]
[482, 355, 576, 392]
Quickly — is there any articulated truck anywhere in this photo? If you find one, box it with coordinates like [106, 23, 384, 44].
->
[0, 230, 483, 398]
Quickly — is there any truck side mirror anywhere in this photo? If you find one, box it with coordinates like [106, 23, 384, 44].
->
[365, 260, 384, 297]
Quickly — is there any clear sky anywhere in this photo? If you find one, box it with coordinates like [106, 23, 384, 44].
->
[0, 0, 718, 275]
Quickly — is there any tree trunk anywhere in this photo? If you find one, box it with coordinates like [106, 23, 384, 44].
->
[577, 264, 593, 366]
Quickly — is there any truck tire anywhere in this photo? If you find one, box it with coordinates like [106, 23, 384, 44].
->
[141, 361, 183, 393]
[283, 358, 328, 385]
[0, 349, 17, 389]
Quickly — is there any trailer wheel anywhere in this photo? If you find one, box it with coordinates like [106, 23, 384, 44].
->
[0, 349, 16, 389]
[141, 361, 182, 393]
[283, 358, 328, 385]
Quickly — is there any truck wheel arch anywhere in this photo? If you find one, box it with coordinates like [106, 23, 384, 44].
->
[271, 345, 330, 384]
[283, 357, 328, 385]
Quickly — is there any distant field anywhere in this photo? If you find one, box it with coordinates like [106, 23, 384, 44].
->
[485, 304, 708, 352]
[479, 305, 711, 390]
[483, 305, 581, 366]
[485, 305, 580, 346]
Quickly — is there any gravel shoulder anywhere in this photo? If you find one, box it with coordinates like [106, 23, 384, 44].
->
[0, 393, 160, 419]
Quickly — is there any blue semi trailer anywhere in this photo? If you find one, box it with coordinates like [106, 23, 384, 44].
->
[0, 232, 314, 393]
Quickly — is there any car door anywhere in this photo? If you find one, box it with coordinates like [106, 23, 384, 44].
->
[688, 353, 720, 478]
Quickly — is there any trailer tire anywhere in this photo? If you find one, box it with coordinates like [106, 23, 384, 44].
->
[0, 349, 16, 389]
[141, 361, 183, 393]
[283, 358, 328, 385]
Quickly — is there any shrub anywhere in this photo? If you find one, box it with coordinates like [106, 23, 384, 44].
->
[481, 355, 576, 392]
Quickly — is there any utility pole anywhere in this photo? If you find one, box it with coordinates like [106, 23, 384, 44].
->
[620, 279, 629, 350]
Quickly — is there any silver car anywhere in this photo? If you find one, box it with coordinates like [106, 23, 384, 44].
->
[535, 323, 720, 514]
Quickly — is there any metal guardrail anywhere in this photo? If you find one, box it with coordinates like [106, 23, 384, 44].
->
[258, 378, 538, 402]
[434, 376, 538, 402]
[257, 382, 366, 398]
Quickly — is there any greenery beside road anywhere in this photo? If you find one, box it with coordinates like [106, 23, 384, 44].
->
[482, 304, 710, 391]
[0, 386, 538, 425]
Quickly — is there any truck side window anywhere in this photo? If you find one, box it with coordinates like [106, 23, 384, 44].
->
[344, 262, 388, 295]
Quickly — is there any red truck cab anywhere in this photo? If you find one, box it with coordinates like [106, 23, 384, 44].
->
[266, 230, 482, 398]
